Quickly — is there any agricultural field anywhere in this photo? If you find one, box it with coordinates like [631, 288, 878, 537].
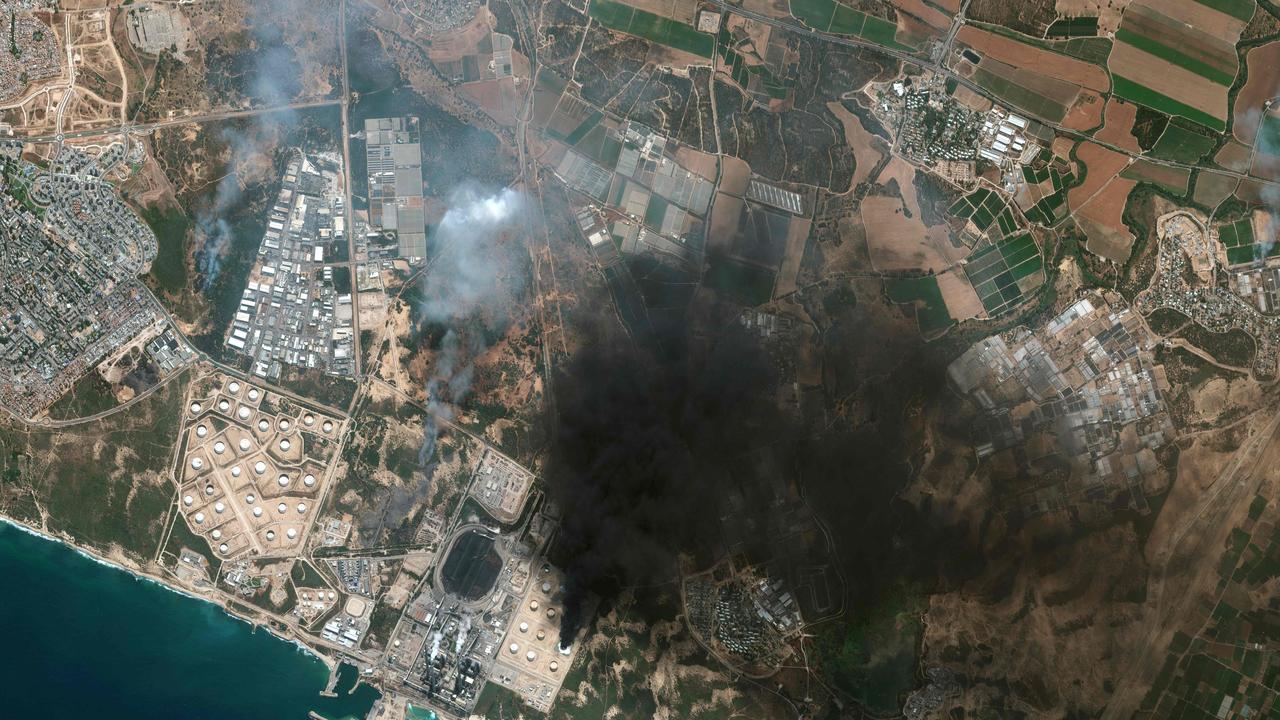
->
[1106, 0, 1252, 132]
[588, 0, 715, 58]
[1019, 162, 1074, 225]
[1193, 171, 1240, 208]
[1068, 142, 1131, 212]
[885, 276, 954, 336]
[1148, 123, 1219, 164]
[1232, 40, 1280, 145]
[1045, 17, 1099, 38]
[788, 0, 916, 51]
[1218, 217, 1275, 265]
[1138, 489, 1280, 719]
[965, 59, 1079, 124]
[1076, 173, 1138, 262]
[955, 26, 1110, 92]
[960, 233, 1044, 315]
[950, 186, 1023, 238]
[1120, 160, 1191, 194]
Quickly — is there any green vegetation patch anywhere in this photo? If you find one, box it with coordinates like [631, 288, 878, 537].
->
[1148, 123, 1217, 164]
[1111, 75, 1226, 132]
[1216, 217, 1276, 265]
[963, 233, 1043, 314]
[1192, 0, 1256, 22]
[971, 67, 1067, 123]
[1046, 17, 1099, 38]
[1115, 28, 1235, 86]
[788, 0, 915, 51]
[140, 204, 192, 294]
[45, 371, 120, 420]
[886, 276, 953, 335]
[589, 0, 714, 58]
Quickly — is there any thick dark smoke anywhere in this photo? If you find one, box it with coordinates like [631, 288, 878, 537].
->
[545, 305, 988, 647]
[546, 322, 799, 642]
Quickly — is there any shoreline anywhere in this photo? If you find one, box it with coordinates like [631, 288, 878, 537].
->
[0, 513, 336, 671]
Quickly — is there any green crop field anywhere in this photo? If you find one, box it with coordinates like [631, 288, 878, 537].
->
[1046, 17, 1099, 38]
[971, 68, 1067, 122]
[1115, 28, 1235, 86]
[789, 0, 915, 51]
[962, 233, 1042, 314]
[1148, 123, 1218, 164]
[885, 277, 953, 335]
[1217, 217, 1277, 265]
[1111, 75, 1226, 131]
[589, 0, 715, 58]
[1193, 0, 1257, 22]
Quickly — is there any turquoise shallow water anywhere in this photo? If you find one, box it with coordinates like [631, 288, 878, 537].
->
[0, 522, 380, 719]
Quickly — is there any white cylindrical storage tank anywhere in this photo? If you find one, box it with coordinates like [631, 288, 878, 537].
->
[296, 503, 306, 514]
[228, 381, 240, 394]
[254, 461, 266, 474]
[189, 402, 201, 415]
[257, 419, 269, 431]
[252, 506, 263, 518]
[211, 529, 222, 540]
[213, 441, 225, 455]
[238, 406, 251, 420]
[526, 651, 536, 662]
[277, 474, 290, 487]
[203, 485, 214, 496]
[193, 512, 205, 524]
[277, 502, 288, 514]
[518, 622, 528, 633]
[549, 661, 559, 672]
[191, 457, 203, 470]
[322, 420, 333, 432]
[214, 502, 225, 514]
[231, 465, 242, 478]
[218, 543, 228, 554]
[218, 399, 230, 412]
[239, 437, 251, 451]
[196, 425, 207, 438]
[248, 388, 259, 401]
[508, 643, 519, 654]
[245, 493, 255, 504]
[279, 419, 290, 431]
[183, 495, 193, 506]
[304, 414, 315, 426]
[286, 528, 297, 539]
[280, 439, 291, 451]
[266, 530, 276, 541]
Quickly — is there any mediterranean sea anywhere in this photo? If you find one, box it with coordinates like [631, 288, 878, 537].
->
[0, 522, 380, 719]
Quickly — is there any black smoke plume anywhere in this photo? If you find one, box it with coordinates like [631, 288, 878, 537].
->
[545, 306, 989, 647]
[546, 321, 799, 642]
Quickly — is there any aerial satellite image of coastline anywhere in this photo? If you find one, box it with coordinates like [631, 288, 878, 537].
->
[9, 0, 1280, 718]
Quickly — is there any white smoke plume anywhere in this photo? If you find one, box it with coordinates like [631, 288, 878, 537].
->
[428, 631, 443, 661]
[454, 615, 471, 654]
[415, 185, 528, 464]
